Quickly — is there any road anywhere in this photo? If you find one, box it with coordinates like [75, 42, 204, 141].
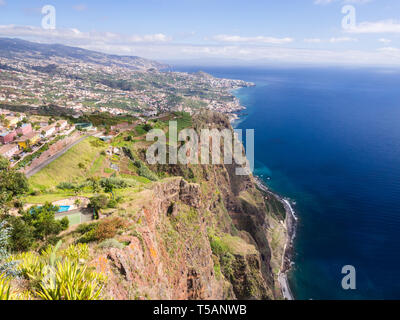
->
[25, 135, 90, 178]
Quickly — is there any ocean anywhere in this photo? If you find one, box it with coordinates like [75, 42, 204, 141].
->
[174, 65, 400, 300]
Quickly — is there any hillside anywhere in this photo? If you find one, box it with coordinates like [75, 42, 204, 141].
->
[0, 38, 168, 71]
[1, 111, 289, 300]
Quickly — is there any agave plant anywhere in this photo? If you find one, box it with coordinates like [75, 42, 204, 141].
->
[10, 251, 44, 281]
[61, 243, 89, 262]
[0, 274, 11, 300]
[36, 258, 106, 300]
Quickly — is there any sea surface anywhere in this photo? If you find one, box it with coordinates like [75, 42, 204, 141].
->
[174, 65, 400, 300]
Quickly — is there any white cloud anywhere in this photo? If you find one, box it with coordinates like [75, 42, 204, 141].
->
[2, 24, 400, 66]
[379, 38, 392, 44]
[346, 20, 400, 34]
[304, 38, 322, 43]
[210, 34, 294, 45]
[0, 0, 6, 6]
[329, 37, 358, 43]
[0, 25, 171, 45]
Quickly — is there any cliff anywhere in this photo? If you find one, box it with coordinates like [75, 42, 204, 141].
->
[80, 111, 289, 300]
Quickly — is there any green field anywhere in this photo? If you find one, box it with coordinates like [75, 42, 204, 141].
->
[29, 136, 107, 190]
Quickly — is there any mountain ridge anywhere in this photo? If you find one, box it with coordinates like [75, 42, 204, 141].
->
[0, 37, 168, 71]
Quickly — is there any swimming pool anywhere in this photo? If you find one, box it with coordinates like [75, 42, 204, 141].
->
[58, 206, 71, 213]
[30, 205, 71, 214]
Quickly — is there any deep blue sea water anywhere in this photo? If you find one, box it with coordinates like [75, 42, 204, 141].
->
[174, 65, 400, 300]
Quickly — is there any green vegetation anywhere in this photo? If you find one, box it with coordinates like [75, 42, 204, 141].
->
[76, 217, 126, 244]
[5, 242, 106, 300]
[29, 137, 107, 190]
[98, 239, 125, 250]
[0, 156, 29, 215]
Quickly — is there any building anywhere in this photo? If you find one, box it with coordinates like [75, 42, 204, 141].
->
[40, 125, 56, 138]
[75, 123, 94, 131]
[0, 130, 16, 144]
[56, 120, 68, 131]
[0, 144, 19, 159]
[4, 116, 19, 128]
[16, 123, 33, 136]
[16, 132, 40, 149]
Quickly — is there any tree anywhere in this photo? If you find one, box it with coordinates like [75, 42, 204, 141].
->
[6, 217, 35, 252]
[22, 203, 68, 241]
[0, 156, 29, 215]
[101, 179, 115, 200]
[88, 177, 101, 194]
[88, 195, 109, 218]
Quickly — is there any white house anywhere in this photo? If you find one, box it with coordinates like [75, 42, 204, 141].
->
[0, 144, 19, 159]
[56, 120, 68, 131]
[41, 125, 56, 138]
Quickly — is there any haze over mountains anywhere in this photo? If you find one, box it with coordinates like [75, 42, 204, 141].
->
[0, 37, 168, 71]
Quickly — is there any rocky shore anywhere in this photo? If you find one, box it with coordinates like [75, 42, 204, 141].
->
[254, 169, 297, 300]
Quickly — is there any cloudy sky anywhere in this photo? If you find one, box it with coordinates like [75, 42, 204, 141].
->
[1, 0, 400, 65]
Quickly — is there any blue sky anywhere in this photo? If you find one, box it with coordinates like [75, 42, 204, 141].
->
[1, 0, 400, 65]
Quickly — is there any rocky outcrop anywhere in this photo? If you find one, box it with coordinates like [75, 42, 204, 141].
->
[89, 111, 287, 300]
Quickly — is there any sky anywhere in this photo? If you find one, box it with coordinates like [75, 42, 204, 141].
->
[1, 0, 400, 66]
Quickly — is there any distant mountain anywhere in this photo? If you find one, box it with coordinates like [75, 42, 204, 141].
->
[0, 37, 168, 71]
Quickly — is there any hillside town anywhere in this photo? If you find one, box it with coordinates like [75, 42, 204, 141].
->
[0, 108, 76, 166]
[0, 43, 253, 121]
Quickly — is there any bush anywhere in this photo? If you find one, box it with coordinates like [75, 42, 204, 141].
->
[98, 239, 125, 250]
[77, 218, 126, 243]
[76, 222, 98, 235]
[57, 182, 76, 190]
[138, 164, 159, 181]
[88, 195, 109, 213]
[7, 217, 35, 252]
[59, 217, 69, 231]
[107, 200, 117, 209]
[22, 203, 66, 241]
[95, 217, 126, 242]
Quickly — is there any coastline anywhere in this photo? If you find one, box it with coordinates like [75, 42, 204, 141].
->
[254, 176, 297, 300]
[230, 84, 297, 300]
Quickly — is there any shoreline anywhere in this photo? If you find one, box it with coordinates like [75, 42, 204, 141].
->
[254, 176, 297, 300]
[230, 82, 297, 300]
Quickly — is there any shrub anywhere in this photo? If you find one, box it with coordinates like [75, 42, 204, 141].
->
[76, 222, 98, 235]
[77, 218, 126, 243]
[98, 239, 125, 250]
[59, 217, 69, 231]
[7, 217, 35, 252]
[57, 182, 76, 190]
[22, 203, 66, 241]
[138, 165, 158, 181]
[95, 217, 126, 242]
[88, 195, 109, 213]
[0, 222, 18, 277]
[107, 200, 117, 209]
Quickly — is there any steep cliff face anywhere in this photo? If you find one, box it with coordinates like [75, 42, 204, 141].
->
[88, 111, 288, 300]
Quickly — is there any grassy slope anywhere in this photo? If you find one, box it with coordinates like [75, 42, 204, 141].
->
[29, 136, 107, 190]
